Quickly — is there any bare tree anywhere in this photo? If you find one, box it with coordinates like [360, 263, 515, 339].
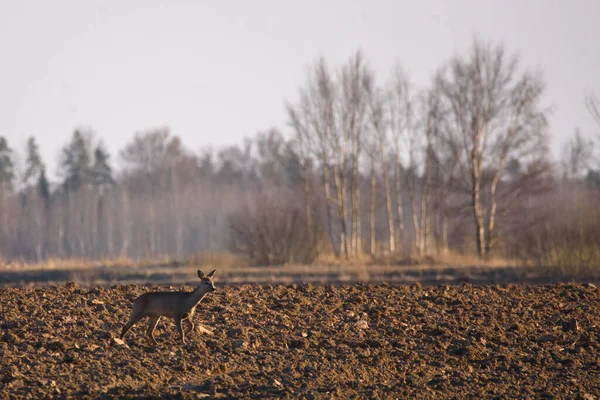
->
[414, 85, 445, 254]
[369, 152, 377, 256]
[286, 52, 374, 259]
[426, 92, 458, 253]
[367, 83, 396, 253]
[586, 90, 600, 167]
[287, 108, 317, 242]
[286, 57, 338, 256]
[561, 129, 594, 180]
[1, 48, 580, 265]
[586, 91, 600, 127]
[339, 51, 371, 257]
[120, 127, 172, 175]
[387, 65, 411, 252]
[437, 38, 550, 257]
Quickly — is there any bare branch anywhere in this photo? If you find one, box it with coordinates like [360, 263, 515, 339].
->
[586, 90, 600, 127]
[437, 37, 551, 256]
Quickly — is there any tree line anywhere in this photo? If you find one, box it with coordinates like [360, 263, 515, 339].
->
[0, 38, 598, 265]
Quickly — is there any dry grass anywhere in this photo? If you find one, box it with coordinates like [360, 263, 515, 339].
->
[321, 249, 521, 269]
[0, 249, 522, 274]
[1, 250, 597, 288]
[186, 251, 246, 270]
[409, 249, 523, 268]
[0, 256, 171, 272]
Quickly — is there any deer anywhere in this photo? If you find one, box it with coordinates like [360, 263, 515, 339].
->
[120, 269, 217, 345]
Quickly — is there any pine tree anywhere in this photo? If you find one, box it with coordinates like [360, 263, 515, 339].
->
[59, 129, 93, 191]
[0, 136, 14, 252]
[0, 136, 15, 188]
[91, 143, 115, 189]
[23, 136, 44, 187]
[37, 167, 50, 203]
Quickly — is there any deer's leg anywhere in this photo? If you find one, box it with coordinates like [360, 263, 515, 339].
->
[146, 316, 161, 344]
[120, 310, 144, 339]
[185, 318, 194, 334]
[175, 316, 186, 344]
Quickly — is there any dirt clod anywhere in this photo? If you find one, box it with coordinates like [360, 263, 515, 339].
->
[110, 338, 129, 349]
[562, 318, 581, 332]
[197, 325, 214, 335]
[47, 340, 66, 352]
[231, 339, 248, 350]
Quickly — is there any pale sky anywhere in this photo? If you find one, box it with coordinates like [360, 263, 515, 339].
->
[1, 0, 599, 179]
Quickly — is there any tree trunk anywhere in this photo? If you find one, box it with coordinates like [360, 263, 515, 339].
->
[486, 197, 498, 256]
[57, 221, 65, 257]
[34, 195, 43, 261]
[471, 148, 486, 257]
[78, 192, 86, 257]
[485, 157, 507, 255]
[394, 160, 404, 252]
[407, 171, 420, 254]
[120, 189, 130, 257]
[321, 156, 338, 257]
[441, 213, 448, 253]
[379, 144, 395, 254]
[370, 157, 376, 256]
[419, 145, 432, 255]
[149, 200, 156, 257]
[332, 162, 349, 260]
[350, 159, 357, 257]
[59, 195, 67, 257]
[172, 166, 183, 260]
[304, 162, 313, 240]
[0, 184, 6, 256]
[95, 193, 103, 258]
[106, 195, 113, 257]
[419, 176, 430, 255]
[355, 185, 361, 255]
[351, 154, 361, 256]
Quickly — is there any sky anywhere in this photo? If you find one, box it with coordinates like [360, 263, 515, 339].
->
[1, 0, 599, 180]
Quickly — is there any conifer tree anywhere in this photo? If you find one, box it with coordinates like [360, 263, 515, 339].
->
[23, 136, 44, 187]
[59, 130, 93, 191]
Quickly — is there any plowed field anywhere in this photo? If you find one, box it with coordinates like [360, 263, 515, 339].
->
[2, 282, 600, 399]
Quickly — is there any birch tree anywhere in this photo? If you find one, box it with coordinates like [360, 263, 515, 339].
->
[367, 84, 395, 253]
[414, 85, 445, 254]
[339, 51, 371, 257]
[286, 104, 317, 241]
[286, 58, 339, 256]
[387, 65, 411, 251]
[437, 39, 550, 257]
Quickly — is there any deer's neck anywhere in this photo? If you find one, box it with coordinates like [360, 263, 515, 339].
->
[186, 287, 208, 310]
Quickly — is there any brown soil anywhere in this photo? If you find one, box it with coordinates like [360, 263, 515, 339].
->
[1, 282, 600, 399]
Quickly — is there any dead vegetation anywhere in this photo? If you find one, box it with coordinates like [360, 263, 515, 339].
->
[1, 282, 600, 398]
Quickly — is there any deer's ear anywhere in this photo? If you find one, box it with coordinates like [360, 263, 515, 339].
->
[207, 269, 216, 278]
[198, 270, 205, 279]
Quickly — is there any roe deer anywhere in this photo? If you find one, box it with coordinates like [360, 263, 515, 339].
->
[120, 269, 217, 344]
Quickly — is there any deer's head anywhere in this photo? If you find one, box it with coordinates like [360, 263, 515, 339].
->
[197, 269, 217, 293]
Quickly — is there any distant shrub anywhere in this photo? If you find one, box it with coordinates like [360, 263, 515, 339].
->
[510, 189, 600, 268]
[227, 190, 321, 266]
